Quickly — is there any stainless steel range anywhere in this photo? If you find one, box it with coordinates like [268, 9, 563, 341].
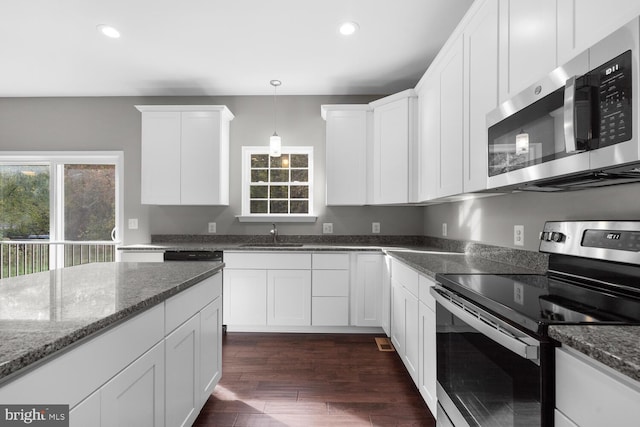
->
[433, 221, 640, 427]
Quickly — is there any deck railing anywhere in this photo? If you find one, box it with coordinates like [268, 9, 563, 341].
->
[0, 241, 116, 279]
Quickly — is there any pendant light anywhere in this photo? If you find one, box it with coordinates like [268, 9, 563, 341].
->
[269, 79, 282, 157]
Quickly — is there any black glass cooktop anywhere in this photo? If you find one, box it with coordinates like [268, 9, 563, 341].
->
[435, 273, 640, 335]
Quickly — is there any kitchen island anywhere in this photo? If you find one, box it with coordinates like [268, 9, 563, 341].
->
[0, 261, 223, 427]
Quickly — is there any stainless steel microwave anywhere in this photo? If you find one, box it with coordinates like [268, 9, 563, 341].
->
[486, 17, 640, 191]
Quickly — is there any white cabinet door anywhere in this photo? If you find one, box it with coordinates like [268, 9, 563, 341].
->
[438, 35, 465, 198]
[498, 0, 557, 102]
[381, 256, 392, 336]
[463, 0, 499, 193]
[558, 0, 640, 65]
[353, 253, 382, 327]
[323, 107, 370, 205]
[372, 96, 414, 204]
[267, 270, 312, 326]
[223, 269, 267, 326]
[403, 286, 420, 385]
[200, 296, 222, 403]
[419, 300, 437, 415]
[165, 315, 200, 427]
[312, 297, 349, 326]
[140, 111, 181, 205]
[181, 111, 228, 205]
[101, 342, 165, 427]
[416, 73, 440, 202]
[390, 278, 405, 355]
[138, 106, 233, 206]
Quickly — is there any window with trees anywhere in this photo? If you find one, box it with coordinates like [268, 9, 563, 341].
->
[241, 147, 313, 218]
[0, 152, 123, 274]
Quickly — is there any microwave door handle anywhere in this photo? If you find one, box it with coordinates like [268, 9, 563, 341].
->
[564, 75, 584, 154]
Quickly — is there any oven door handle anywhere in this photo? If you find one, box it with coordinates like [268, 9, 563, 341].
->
[431, 286, 540, 361]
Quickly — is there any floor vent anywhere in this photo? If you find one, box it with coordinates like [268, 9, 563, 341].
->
[375, 337, 395, 352]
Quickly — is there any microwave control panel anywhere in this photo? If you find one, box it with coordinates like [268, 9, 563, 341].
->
[596, 50, 632, 147]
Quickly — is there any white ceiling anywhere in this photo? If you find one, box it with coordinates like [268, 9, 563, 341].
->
[0, 0, 474, 97]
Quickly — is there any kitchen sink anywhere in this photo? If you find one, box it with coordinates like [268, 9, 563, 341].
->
[238, 243, 304, 247]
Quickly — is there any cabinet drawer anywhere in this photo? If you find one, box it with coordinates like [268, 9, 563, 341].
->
[312, 253, 350, 270]
[165, 272, 221, 333]
[419, 275, 436, 310]
[225, 252, 311, 269]
[312, 270, 349, 296]
[391, 259, 419, 297]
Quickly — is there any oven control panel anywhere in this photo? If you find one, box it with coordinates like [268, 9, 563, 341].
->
[582, 229, 640, 252]
[540, 221, 640, 265]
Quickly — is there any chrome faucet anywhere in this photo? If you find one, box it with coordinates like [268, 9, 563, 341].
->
[270, 223, 278, 244]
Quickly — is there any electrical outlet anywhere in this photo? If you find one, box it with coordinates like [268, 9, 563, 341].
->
[442, 223, 447, 237]
[208, 222, 217, 233]
[322, 223, 333, 234]
[514, 225, 524, 246]
[372, 222, 381, 234]
[128, 218, 138, 230]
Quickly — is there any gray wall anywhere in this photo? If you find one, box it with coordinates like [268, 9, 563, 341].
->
[0, 96, 425, 245]
[423, 184, 640, 251]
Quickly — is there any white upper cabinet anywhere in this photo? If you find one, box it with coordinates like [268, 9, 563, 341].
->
[416, 72, 440, 202]
[463, 0, 499, 193]
[557, 0, 640, 65]
[498, 0, 557, 103]
[136, 105, 234, 205]
[437, 35, 465, 198]
[415, 36, 464, 201]
[321, 105, 371, 205]
[370, 90, 417, 205]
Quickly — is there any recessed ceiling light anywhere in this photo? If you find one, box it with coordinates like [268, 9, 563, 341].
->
[339, 22, 359, 36]
[97, 24, 121, 39]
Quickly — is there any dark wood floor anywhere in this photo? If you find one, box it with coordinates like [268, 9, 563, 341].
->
[193, 333, 434, 427]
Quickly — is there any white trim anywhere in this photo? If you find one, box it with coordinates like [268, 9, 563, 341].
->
[241, 145, 314, 217]
[236, 215, 317, 223]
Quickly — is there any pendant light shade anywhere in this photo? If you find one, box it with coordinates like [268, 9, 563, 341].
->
[270, 133, 282, 157]
[269, 79, 282, 157]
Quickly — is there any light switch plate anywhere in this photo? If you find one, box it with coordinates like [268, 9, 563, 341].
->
[372, 222, 380, 234]
[128, 218, 138, 230]
[208, 222, 217, 233]
[514, 225, 524, 246]
[322, 223, 333, 234]
[442, 223, 447, 237]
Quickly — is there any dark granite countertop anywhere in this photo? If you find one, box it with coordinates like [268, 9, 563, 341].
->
[0, 261, 223, 384]
[549, 325, 640, 383]
[385, 249, 543, 278]
[119, 242, 401, 252]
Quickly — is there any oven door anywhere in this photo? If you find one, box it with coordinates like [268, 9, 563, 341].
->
[431, 286, 551, 427]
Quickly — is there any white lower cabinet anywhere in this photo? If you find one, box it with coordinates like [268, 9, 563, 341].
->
[390, 259, 420, 384]
[390, 258, 439, 416]
[101, 342, 166, 427]
[223, 269, 268, 326]
[165, 315, 200, 427]
[352, 253, 383, 327]
[224, 251, 383, 331]
[418, 276, 437, 416]
[555, 346, 640, 427]
[200, 297, 222, 402]
[10, 272, 224, 427]
[268, 269, 312, 326]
